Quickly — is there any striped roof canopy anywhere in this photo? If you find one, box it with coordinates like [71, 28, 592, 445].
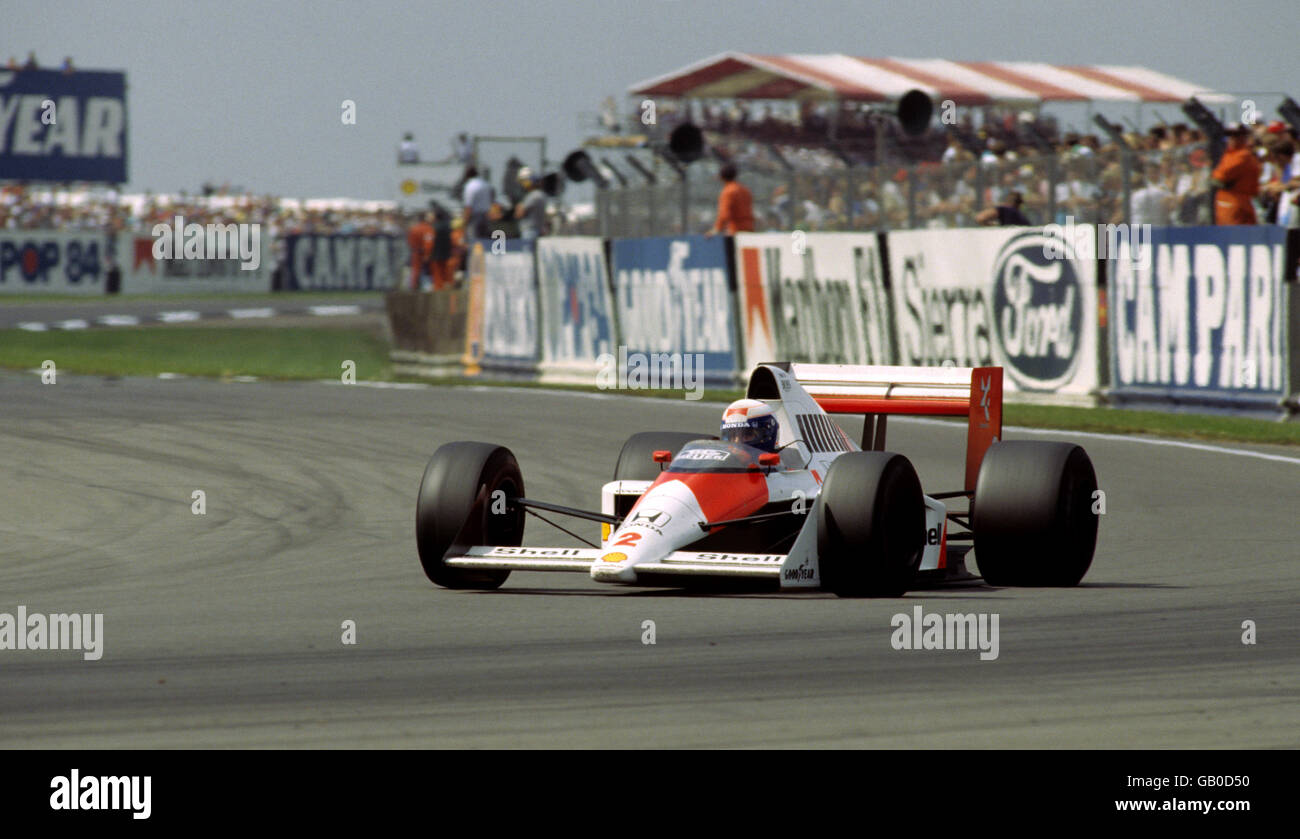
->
[629, 53, 1231, 105]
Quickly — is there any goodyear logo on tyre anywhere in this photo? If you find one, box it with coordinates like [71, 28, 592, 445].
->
[990, 230, 1083, 391]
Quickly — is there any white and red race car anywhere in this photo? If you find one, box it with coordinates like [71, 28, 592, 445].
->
[416, 363, 1099, 597]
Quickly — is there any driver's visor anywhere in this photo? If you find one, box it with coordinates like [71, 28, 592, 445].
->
[720, 424, 762, 444]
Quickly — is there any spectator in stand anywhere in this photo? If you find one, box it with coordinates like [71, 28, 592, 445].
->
[429, 205, 455, 290]
[513, 167, 549, 242]
[398, 133, 419, 164]
[23, 51, 38, 70]
[976, 190, 1031, 226]
[1260, 141, 1299, 227]
[453, 133, 474, 166]
[1211, 123, 1262, 225]
[406, 210, 435, 290]
[708, 163, 755, 235]
[61, 56, 74, 74]
[460, 166, 493, 246]
[1130, 163, 1175, 226]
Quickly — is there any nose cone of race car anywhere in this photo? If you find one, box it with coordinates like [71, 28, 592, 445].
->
[591, 469, 768, 583]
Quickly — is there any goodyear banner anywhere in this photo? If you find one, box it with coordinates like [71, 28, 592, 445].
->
[886, 227, 1100, 396]
[536, 237, 617, 384]
[734, 232, 893, 373]
[281, 234, 405, 290]
[609, 235, 739, 385]
[480, 240, 539, 373]
[0, 230, 108, 295]
[1109, 226, 1289, 413]
[0, 69, 128, 183]
[117, 232, 272, 294]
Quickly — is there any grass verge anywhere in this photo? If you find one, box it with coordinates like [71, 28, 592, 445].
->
[0, 326, 392, 381]
[1, 325, 1294, 446]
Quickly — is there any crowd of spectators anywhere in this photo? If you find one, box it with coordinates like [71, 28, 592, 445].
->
[0, 183, 409, 237]
[603, 107, 1300, 235]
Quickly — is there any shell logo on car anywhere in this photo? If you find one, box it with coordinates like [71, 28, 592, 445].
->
[600, 552, 627, 563]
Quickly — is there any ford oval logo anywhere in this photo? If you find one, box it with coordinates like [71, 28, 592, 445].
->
[990, 230, 1084, 390]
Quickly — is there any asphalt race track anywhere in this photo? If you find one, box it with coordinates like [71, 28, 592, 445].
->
[1, 371, 1296, 748]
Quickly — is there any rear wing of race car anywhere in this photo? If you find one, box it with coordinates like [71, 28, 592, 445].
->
[781, 363, 1003, 492]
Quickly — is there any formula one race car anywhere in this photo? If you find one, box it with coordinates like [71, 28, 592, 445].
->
[415, 363, 1099, 597]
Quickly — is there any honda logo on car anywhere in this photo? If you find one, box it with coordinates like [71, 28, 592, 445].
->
[629, 510, 671, 531]
[990, 230, 1082, 390]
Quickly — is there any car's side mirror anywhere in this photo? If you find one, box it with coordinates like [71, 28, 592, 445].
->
[652, 450, 672, 463]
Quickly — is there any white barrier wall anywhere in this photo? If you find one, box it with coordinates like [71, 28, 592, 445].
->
[116, 232, 273, 294]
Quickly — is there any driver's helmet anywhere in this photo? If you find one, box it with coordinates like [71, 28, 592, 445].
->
[720, 399, 780, 452]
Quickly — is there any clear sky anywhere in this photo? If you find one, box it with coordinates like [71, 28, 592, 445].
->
[7, 0, 1297, 199]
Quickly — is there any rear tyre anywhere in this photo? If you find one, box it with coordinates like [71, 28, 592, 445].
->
[613, 431, 710, 482]
[416, 441, 525, 589]
[972, 441, 1098, 586]
[816, 452, 925, 597]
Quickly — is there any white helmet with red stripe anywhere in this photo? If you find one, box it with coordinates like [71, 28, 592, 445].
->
[720, 398, 779, 452]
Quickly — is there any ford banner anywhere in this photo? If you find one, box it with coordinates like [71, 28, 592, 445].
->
[1109, 226, 1289, 414]
[886, 227, 1100, 396]
[0, 69, 128, 183]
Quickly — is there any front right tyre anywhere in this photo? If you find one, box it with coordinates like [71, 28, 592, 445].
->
[416, 441, 525, 589]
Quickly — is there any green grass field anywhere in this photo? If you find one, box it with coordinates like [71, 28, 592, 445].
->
[0, 325, 392, 381]
[1, 324, 1295, 446]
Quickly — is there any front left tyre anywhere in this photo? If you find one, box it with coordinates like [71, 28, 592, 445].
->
[416, 441, 525, 589]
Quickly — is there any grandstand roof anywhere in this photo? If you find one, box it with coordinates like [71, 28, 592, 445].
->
[629, 53, 1232, 105]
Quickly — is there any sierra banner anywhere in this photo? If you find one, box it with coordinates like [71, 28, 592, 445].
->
[535, 237, 617, 384]
[117, 232, 272, 294]
[734, 232, 893, 373]
[480, 239, 539, 374]
[0, 69, 128, 183]
[281, 233, 405, 290]
[886, 226, 1100, 396]
[0, 230, 108, 295]
[609, 235, 739, 386]
[1109, 226, 1289, 414]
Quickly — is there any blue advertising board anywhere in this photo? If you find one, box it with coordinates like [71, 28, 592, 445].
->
[610, 235, 740, 387]
[1109, 226, 1289, 412]
[0, 69, 128, 183]
[282, 233, 405, 290]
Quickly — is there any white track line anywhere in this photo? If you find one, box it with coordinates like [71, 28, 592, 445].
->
[308, 305, 362, 316]
[16, 322, 48, 332]
[228, 307, 274, 319]
[55, 319, 89, 330]
[96, 314, 140, 327]
[896, 416, 1300, 467]
[157, 311, 200, 323]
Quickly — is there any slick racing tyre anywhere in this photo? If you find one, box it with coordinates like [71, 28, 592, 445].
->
[613, 431, 710, 482]
[816, 452, 925, 598]
[416, 441, 525, 589]
[971, 441, 1099, 586]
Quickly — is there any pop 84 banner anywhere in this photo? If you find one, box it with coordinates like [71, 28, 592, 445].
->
[0, 230, 107, 295]
[886, 227, 1099, 395]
